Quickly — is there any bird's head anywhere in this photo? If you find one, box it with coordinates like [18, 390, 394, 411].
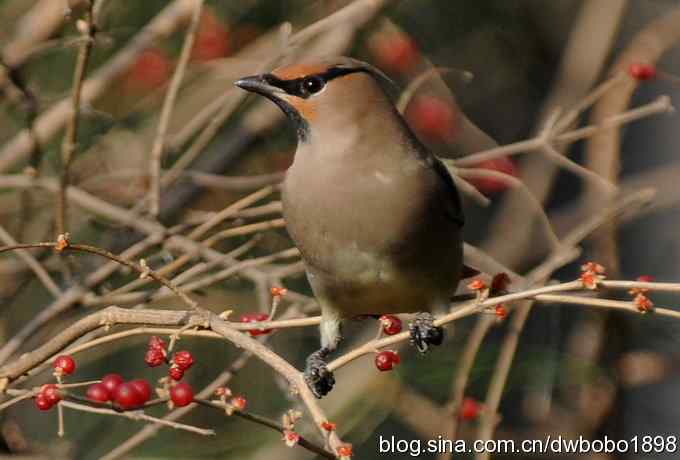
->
[235, 57, 397, 143]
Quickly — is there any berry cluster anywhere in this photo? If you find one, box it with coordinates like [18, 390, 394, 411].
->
[86, 374, 153, 409]
[35, 384, 62, 411]
[144, 336, 195, 382]
[35, 355, 78, 410]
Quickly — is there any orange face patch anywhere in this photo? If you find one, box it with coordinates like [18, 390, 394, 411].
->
[272, 63, 329, 80]
[285, 96, 317, 122]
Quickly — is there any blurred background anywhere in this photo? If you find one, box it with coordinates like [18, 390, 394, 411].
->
[0, 0, 679, 458]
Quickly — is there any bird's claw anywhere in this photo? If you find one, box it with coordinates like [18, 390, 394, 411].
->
[304, 348, 335, 399]
[409, 312, 444, 353]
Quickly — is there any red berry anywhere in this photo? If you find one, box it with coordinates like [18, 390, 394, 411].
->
[113, 382, 143, 409]
[86, 383, 111, 403]
[191, 9, 230, 61]
[129, 379, 152, 403]
[460, 397, 481, 420]
[406, 96, 459, 143]
[53, 355, 76, 375]
[35, 394, 53, 411]
[148, 336, 166, 351]
[240, 312, 272, 336]
[173, 351, 194, 371]
[374, 350, 400, 371]
[144, 348, 165, 367]
[101, 373, 124, 394]
[379, 315, 402, 335]
[369, 33, 419, 75]
[467, 157, 518, 195]
[629, 63, 656, 81]
[41, 384, 62, 405]
[637, 275, 654, 283]
[123, 48, 171, 92]
[170, 382, 194, 407]
[168, 366, 184, 381]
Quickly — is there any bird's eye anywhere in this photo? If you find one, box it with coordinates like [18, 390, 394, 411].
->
[301, 76, 325, 96]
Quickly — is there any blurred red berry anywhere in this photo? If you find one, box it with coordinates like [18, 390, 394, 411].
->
[86, 383, 111, 403]
[191, 9, 230, 61]
[374, 350, 400, 371]
[406, 96, 459, 143]
[145, 348, 165, 367]
[41, 384, 62, 405]
[123, 48, 171, 92]
[240, 312, 272, 336]
[173, 351, 194, 371]
[35, 394, 53, 411]
[460, 397, 481, 420]
[168, 366, 184, 381]
[369, 33, 419, 75]
[113, 382, 143, 409]
[53, 355, 76, 375]
[101, 373, 124, 394]
[129, 379, 152, 403]
[467, 157, 518, 195]
[170, 382, 194, 407]
[637, 275, 654, 283]
[379, 315, 402, 335]
[491, 273, 511, 294]
[628, 63, 656, 81]
[148, 336, 166, 351]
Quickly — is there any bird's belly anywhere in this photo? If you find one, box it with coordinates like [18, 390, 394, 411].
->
[306, 259, 432, 316]
[282, 159, 462, 316]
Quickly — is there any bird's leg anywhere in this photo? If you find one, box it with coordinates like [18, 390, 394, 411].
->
[304, 347, 335, 399]
[304, 312, 341, 398]
[409, 312, 444, 353]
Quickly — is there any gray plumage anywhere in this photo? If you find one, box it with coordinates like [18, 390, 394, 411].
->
[236, 57, 464, 396]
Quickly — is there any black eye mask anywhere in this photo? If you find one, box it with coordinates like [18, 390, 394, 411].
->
[263, 66, 364, 99]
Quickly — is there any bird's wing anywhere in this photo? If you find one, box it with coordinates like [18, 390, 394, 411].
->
[429, 155, 465, 227]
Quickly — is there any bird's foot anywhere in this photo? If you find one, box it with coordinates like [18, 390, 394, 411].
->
[409, 312, 444, 353]
[304, 348, 335, 399]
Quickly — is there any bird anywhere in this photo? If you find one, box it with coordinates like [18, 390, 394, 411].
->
[235, 57, 464, 398]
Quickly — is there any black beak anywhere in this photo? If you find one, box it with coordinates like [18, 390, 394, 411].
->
[234, 74, 282, 97]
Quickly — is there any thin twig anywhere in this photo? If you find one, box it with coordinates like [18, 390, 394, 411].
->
[149, 0, 204, 217]
[59, 400, 215, 435]
[57, 0, 96, 234]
